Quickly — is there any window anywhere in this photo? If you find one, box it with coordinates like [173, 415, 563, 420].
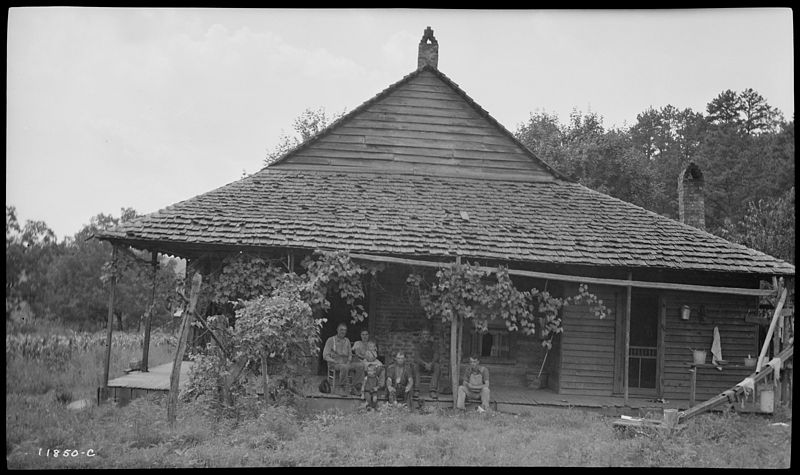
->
[466, 323, 513, 361]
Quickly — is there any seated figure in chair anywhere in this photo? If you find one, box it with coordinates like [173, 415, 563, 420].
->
[323, 323, 355, 393]
[352, 329, 379, 391]
[414, 328, 441, 399]
[457, 354, 490, 412]
[386, 351, 414, 407]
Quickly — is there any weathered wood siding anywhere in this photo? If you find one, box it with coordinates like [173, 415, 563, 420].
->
[558, 284, 619, 396]
[275, 70, 555, 182]
[661, 291, 759, 401]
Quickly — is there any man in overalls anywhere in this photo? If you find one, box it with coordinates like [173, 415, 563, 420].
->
[457, 354, 490, 412]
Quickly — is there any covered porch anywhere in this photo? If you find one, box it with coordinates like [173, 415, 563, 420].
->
[301, 379, 778, 417]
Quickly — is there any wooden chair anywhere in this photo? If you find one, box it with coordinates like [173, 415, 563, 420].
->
[327, 363, 352, 393]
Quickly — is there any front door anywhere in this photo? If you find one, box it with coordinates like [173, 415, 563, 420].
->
[627, 292, 659, 395]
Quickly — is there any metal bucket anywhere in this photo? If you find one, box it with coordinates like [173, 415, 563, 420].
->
[663, 408, 679, 427]
[692, 350, 706, 365]
[759, 389, 774, 413]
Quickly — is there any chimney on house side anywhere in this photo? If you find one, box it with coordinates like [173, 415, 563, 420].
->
[418, 26, 439, 70]
[678, 162, 706, 230]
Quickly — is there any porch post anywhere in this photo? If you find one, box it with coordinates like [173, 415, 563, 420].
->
[451, 256, 462, 406]
[103, 245, 119, 387]
[623, 271, 632, 405]
[167, 271, 202, 426]
[141, 251, 158, 372]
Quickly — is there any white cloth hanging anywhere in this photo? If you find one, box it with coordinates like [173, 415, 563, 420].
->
[736, 376, 756, 406]
[767, 357, 782, 381]
[711, 326, 723, 364]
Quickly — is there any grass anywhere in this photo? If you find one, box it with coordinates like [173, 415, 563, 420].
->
[5, 325, 793, 468]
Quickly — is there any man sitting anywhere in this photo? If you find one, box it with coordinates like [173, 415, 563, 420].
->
[457, 354, 491, 412]
[322, 323, 355, 393]
[413, 328, 441, 399]
[385, 351, 414, 407]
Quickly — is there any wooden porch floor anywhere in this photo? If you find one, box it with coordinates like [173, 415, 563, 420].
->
[305, 377, 695, 416]
[106, 361, 195, 390]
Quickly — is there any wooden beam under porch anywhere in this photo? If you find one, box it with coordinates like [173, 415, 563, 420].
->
[305, 382, 711, 417]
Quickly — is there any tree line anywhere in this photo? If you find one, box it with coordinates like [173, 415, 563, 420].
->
[5, 207, 183, 331]
[6, 88, 794, 330]
[515, 88, 794, 264]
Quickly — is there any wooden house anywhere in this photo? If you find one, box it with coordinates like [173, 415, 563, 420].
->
[96, 28, 794, 408]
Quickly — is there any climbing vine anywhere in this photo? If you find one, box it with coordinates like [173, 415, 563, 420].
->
[185, 250, 382, 410]
[406, 262, 607, 349]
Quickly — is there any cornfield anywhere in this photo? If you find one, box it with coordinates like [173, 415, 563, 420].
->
[6, 331, 178, 363]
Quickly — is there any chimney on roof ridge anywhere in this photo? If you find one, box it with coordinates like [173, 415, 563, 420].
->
[418, 26, 439, 70]
[678, 162, 706, 231]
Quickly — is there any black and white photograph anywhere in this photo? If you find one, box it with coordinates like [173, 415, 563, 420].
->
[6, 8, 794, 468]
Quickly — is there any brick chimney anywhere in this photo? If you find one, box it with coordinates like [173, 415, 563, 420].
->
[678, 162, 706, 230]
[418, 26, 438, 70]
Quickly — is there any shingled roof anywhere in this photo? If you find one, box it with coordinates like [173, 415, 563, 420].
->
[96, 30, 794, 277]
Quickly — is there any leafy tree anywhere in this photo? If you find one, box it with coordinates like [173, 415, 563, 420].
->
[629, 105, 706, 218]
[263, 106, 347, 167]
[707, 88, 784, 136]
[5, 207, 183, 331]
[717, 187, 795, 264]
[5, 207, 59, 320]
[516, 110, 661, 211]
[186, 251, 377, 412]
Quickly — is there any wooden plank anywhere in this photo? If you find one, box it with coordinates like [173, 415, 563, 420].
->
[679, 344, 793, 422]
[301, 140, 536, 164]
[103, 245, 118, 387]
[167, 272, 202, 426]
[376, 95, 475, 111]
[334, 125, 523, 145]
[361, 134, 522, 153]
[614, 289, 625, 394]
[450, 256, 461, 406]
[389, 88, 466, 101]
[272, 163, 551, 182]
[293, 151, 538, 172]
[141, 251, 158, 372]
[757, 288, 787, 371]
[357, 111, 490, 128]
[345, 118, 499, 136]
[624, 273, 632, 404]
[562, 336, 615, 347]
[657, 297, 666, 397]
[369, 103, 477, 119]
[346, 253, 778, 296]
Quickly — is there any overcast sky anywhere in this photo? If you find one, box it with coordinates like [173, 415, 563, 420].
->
[7, 8, 794, 241]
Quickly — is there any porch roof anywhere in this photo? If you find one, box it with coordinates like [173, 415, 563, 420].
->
[95, 168, 795, 276]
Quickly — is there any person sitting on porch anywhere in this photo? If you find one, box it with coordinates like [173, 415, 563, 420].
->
[352, 329, 378, 390]
[413, 328, 441, 399]
[362, 341, 383, 373]
[361, 363, 384, 410]
[457, 354, 491, 412]
[323, 323, 355, 392]
[386, 351, 414, 407]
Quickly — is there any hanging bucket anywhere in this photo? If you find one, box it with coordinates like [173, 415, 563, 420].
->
[759, 389, 774, 413]
[662, 408, 679, 427]
[692, 350, 707, 365]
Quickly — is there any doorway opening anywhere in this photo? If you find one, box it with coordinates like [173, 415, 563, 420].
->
[628, 292, 659, 392]
[316, 293, 369, 375]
